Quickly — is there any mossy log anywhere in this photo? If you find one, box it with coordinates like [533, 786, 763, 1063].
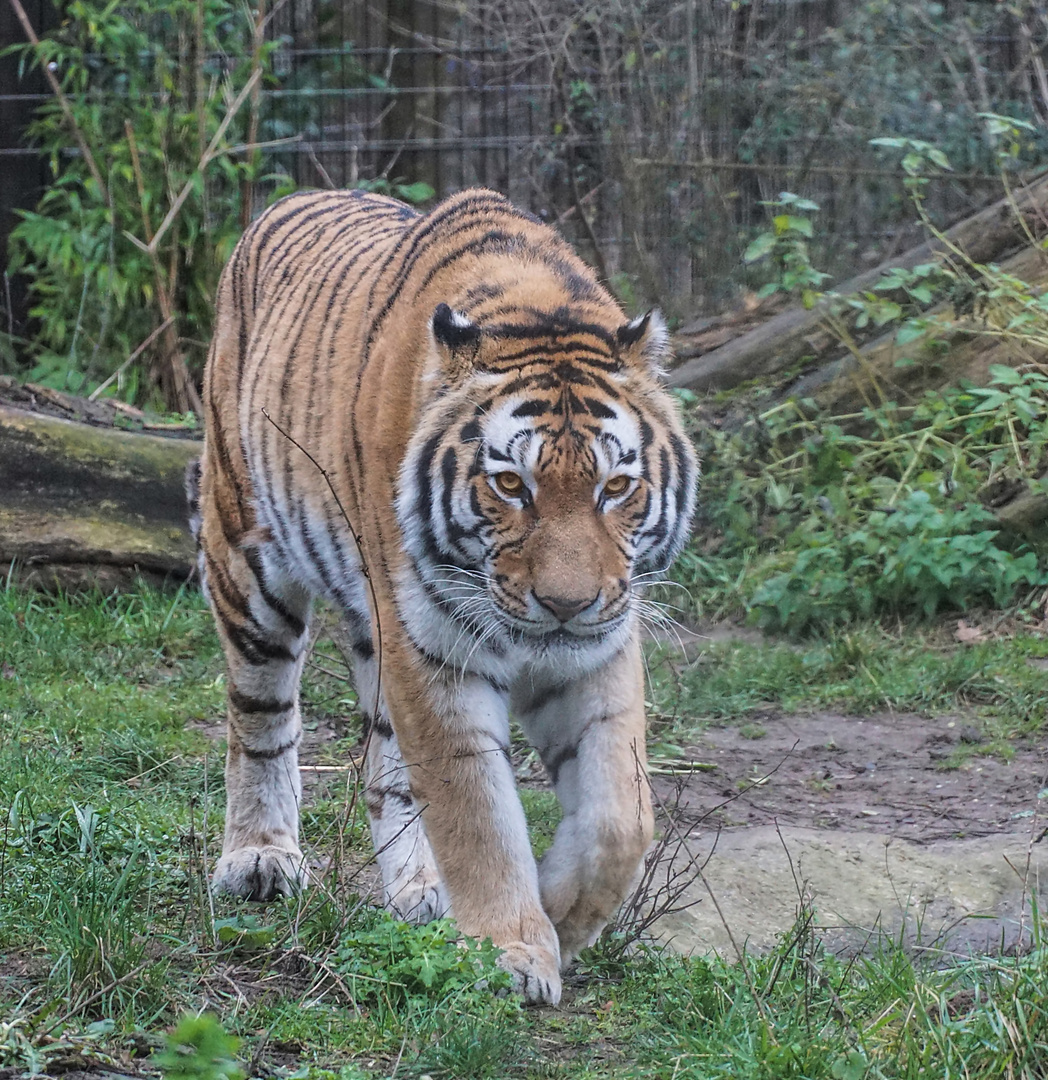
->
[0, 404, 202, 591]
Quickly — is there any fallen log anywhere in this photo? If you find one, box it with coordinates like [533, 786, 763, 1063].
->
[787, 241, 1048, 414]
[0, 401, 202, 591]
[668, 172, 1048, 393]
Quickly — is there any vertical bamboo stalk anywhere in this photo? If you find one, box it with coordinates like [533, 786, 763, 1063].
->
[241, 1, 267, 230]
[125, 120, 200, 415]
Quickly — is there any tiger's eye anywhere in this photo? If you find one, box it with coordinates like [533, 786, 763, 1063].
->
[603, 475, 632, 498]
[494, 471, 525, 497]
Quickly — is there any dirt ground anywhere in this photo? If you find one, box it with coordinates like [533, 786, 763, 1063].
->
[656, 709, 1048, 843]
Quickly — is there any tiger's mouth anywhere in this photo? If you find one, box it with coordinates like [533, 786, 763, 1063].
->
[499, 607, 630, 645]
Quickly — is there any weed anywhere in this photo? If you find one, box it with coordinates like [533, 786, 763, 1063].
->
[681, 366, 1048, 633]
[152, 1014, 244, 1080]
[334, 911, 512, 1008]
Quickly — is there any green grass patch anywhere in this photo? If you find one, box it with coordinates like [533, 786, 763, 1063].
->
[646, 623, 1048, 750]
[0, 585, 1045, 1078]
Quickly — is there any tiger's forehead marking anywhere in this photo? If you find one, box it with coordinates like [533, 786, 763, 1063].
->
[481, 386, 641, 475]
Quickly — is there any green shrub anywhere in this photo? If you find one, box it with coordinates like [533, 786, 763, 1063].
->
[679, 363, 1048, 632]
[152, 1014, 244, 1080]
[4, 0, 279, 409]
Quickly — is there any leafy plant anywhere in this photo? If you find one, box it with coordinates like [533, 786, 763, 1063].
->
[334, 910, 512, 1008]
[681, 360, 1048, 633]
[5, 2, 437, 413]
[152, 1014, 244, 1080]
[749, 491, 1043, 634]
[4, 0, 282, 411]
[744, 192, 831, 308]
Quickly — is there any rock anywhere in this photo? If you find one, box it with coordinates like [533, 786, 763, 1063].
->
[651, 826, 1047, 957]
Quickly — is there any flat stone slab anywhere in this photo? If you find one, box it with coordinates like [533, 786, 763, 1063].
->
[653, 825, 1048, 957]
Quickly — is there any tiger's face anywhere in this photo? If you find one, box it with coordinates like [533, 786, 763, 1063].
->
[474, 386, 648, 643]
[397, 303, 697, 665]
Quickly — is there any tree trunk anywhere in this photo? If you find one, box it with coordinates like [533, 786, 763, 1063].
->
[0, 402, 202, 591]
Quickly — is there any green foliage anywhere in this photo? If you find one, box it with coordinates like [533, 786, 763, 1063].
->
[334, 910, 512, 1008]
[684, 123, 1048, 634]
[152, 1014, 244, 1080]
[415, 1013, 524, 1079]
[4, 0, 278, 406]
[744, 193, 831, 308]
[681, 363, 1048, 633]
[750, 491, 1042, 632]
[4, 1, 435, 410]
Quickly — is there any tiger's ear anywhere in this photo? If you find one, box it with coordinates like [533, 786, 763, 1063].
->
[431, 303, 482, 383]
[616, 309, 671, 375]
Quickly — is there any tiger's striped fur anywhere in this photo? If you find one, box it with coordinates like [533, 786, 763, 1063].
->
[195, 187, 697, 1004]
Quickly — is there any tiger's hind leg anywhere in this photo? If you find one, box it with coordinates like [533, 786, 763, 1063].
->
[364, 714, 449, 923]
[336, 609, 448, 923]
[202, 526, 314, 901]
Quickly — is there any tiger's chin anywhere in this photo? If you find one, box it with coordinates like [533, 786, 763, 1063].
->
[500, 609, 634, 662]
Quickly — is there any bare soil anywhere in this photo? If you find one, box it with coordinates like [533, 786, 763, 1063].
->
[648, 710, 1048, 957]
[657, 709, 1048, 843]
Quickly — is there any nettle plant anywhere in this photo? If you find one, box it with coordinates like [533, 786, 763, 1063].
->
[685, 131, 1048, 633]
[685, 368, 1048, 634]
[743, 192, 831, 309]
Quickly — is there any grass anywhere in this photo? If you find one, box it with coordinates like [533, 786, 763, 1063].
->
[0, 582, 1046, 1078]
[645, 618, 1048, 755]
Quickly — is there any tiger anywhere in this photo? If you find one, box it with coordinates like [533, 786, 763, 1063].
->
[192, 186, 698, 1005]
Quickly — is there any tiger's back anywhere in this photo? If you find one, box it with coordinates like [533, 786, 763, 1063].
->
[197, 187, 698, 1005]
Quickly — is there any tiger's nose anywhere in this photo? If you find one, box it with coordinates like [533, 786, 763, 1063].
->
[534, 592, 598, 623]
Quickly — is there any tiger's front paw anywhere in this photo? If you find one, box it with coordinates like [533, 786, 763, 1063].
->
[496, 942, 562, 1006]
[213, 845, 308, 901]
[386, 871, 449, 925]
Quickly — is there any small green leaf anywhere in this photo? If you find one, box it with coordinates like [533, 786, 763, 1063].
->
[743, 233, 777, 262]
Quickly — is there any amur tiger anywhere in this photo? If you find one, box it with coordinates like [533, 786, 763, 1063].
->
[192, 187, 698, 1005]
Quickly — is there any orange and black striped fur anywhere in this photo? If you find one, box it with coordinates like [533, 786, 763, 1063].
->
[193, 188, 697, 1004]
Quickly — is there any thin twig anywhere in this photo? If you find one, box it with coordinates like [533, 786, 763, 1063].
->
[87, 318, 174, 401]
[633, 742, 777, 1033]
[139, 69, 262, 259]
[260, 409, 384, 735]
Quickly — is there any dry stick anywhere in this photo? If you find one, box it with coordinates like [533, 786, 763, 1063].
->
[632, 742, 774, 1031]
[240, 0, 267, 230]
[87, 317, 174, 401]
[261, 408, 382, 719]
[1006, 761, 1048, 952]
[202, 749, 217, 944]
[260, 408, 383, 793]
[6, 0, 108, 202]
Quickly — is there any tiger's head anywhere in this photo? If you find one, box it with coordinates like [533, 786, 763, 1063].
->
[397, 299, 698, 667]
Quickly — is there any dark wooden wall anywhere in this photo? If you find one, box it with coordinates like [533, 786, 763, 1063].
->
[0, 0, 55, 343]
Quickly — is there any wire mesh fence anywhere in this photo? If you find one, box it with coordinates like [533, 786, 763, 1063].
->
[4, 0, 1048, 325]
